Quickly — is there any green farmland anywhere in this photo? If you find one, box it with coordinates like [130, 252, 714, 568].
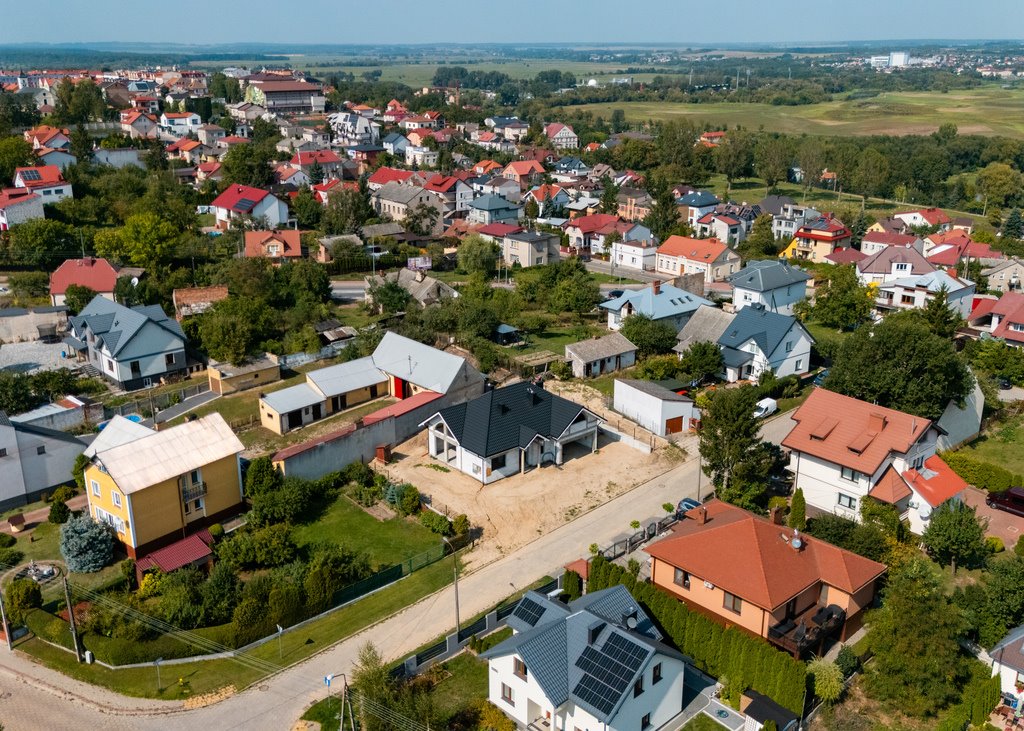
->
[561, 86, 1024, 138]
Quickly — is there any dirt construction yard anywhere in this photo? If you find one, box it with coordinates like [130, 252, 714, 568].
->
[382, 431, 686, 568]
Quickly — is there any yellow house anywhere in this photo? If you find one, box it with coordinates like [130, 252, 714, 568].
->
[84, 414, 244, 558]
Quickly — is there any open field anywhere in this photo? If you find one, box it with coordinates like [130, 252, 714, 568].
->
[562, 86, 1024, 138]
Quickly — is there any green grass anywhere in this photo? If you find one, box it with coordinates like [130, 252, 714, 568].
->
[563, 85, 1024, 139]
[680, 715, 726, 731]
[292, 495, 441, 569]
[959, 413, 1024, 477]
[432, 653, 489, 719]
[18, 556, 456, 700]
[777, 383, 814, 414]
[589, 271, 641, 285]
[8, 521, 125, 595]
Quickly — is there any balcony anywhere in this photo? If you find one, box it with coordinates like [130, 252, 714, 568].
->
[181, 481, 208, 503]
[767, 604, 846, 658]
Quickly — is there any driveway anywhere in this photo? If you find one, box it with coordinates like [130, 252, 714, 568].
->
[153, 389, 220, 425]
[0, 447, 708, 731]
[962, 486, 1024, 550]
[999, 385, 1024, 403]
[760, 412, 797, 447]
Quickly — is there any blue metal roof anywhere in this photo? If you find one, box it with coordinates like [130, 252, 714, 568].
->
[600, 283, 712, 322]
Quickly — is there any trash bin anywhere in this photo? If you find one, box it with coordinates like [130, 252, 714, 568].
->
[84, 650, 94, 664]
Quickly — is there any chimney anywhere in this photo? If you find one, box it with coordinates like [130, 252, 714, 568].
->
[651, 279, 661, 295]
[868, 412, 886, 433]
[696, 506, 707, 525]
[415, 269, 425, 282]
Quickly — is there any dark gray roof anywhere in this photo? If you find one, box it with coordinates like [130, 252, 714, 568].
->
[726, 261, 811, 293]
[721, 347, 754, 368]
[992, 624, 1024, 673]
[674, 305, 734, 353]
[432, 381, 593, 458]
[565, 333, 637, 363]
[677, 191, 719, 207]
[718, 305, 805, 357]
[758, 195, 796, 216]
[616, 379, 692, 403]
[482, 586, 682, 724]
[470, 194, 518, 212]
[743, 691, 799, 731]
[70, 296, 184, 358]
[361, 222, 405, 239]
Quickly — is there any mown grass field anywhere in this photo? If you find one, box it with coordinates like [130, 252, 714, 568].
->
[562, 86, 1024, 138]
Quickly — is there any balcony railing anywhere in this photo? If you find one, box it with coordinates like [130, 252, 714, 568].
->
[181, 481, 207, 503]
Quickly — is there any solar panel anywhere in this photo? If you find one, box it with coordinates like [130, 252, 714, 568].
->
[574, 674, 618, 716]
[576, 647, 632, 691]
[512, 597, 545, 627]
[234, 197, 256, 211]
[603, 634, 647, 671]
[20, 169, 41, 181]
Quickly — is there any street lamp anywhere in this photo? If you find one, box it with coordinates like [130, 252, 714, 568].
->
[441, 536, 461, 634]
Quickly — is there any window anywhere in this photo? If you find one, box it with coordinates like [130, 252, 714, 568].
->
[795, 360, 803, 371]
[641, 713, 652, 730]
[112, 492, 122, 508]
[723, 592, 742, 614]
[912, 455, 925, 470]
[785, 340, 794, 353]
[190, 469, 200, 485]
[36, 445, 45, 455]
[838, 493, 856, 510]
[513, 658, 528, 679]
[0, 448, 6, 457]
[652, 663, 663, 685]
[500, 683, 514, 706]
[633, 678, 644, 698]
[491, 454, 507, 471]
[91, 480, 101, 497]
[165, 353, 175, 366]
[673, 568, 690, 589]
[895, 263, 910, 272]
[840, 466, 858, 482]
[901, 294, 915, 305]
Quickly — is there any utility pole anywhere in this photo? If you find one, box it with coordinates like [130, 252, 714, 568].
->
[63, 577, 81, 662]
[442, 536, 460, 633]
[696, 451, 703, 503]
[0, 588, 12, 651]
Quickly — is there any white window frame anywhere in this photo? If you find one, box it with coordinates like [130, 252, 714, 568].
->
[91, 480, 101, 497]
[112, 491, 122, 508]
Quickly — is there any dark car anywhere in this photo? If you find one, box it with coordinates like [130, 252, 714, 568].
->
[677, 497, 701, 515]
[999, 378, 1013, 390]
[769, 473, 794, 495]
[813, 369, 830, 387]
[987, 486, 1024, 518]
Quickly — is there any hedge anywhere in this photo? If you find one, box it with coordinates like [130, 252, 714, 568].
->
[934, 670, 1000, 731]
[939, 452, 1016, 492]
[587, 557, 807, 715]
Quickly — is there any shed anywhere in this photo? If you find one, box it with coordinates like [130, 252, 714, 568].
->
[613, 379, 700, 437]
[208, 355, 281, 395]
[493, 324, 521, 347]
[564, 332, 637, 378]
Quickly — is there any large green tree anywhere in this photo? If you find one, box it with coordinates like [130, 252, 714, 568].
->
[753, 136, 792, 194]
[865, 558, 969, 716]
[698, 385, 761, 492]
[677, 340, 724, 383]
[738, 213, 778, 260]
[93, 212, 179, 269]
[714, 132, 753, 194]
[457, 234, 498, 275]
[220, 142, 275, 188]
[805, 264, 873, 331]
[922, 501, 988, 574]
[198, 296, 276, 364]
[0, 137, 33, 185]
[320, 188, 372, 235]
[620, 314, 677, 358]
[920, 286, 964, 340]
[643, 181, 683, 243]
[549, 270, 601, 318]
[825, 312, 973, 420]
[5, 219, 75, 269]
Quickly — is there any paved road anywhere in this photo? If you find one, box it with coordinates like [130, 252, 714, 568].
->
[0, 443, 704, 731]
[584, 259, 661, 283]
[760, 411, 797, 446]
[153, 390, 220, 425]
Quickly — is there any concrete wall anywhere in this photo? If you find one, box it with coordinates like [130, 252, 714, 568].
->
[13, 399, 103, 432]
[276, 418, 396, 481]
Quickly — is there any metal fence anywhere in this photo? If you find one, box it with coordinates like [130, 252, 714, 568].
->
[104, 383, 210, 419]
[598, 515, 678, 562]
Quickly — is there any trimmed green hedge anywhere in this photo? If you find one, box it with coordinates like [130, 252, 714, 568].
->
[588, 557, 807, 715]
[934, 670, 1000, 731]
[939, 452, 1016, 492]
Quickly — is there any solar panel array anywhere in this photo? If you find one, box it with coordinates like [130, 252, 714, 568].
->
[572, 633, 648, 717]
[512, 597, 545, 627]
[20, 169, 41, 181]
[234, 197, 256, 211]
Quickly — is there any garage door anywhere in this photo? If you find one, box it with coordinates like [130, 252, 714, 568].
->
[665, 416, 684, 435]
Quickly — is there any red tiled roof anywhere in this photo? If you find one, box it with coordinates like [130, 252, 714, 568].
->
[645, 500, 886, 611]
[898, 207, 951, 226]
[477, 223, 523, 237]
[220, 135, 249, 145]
[927, 241, 1003, 267]
[565, 213, 620, 235]
[49, 257, 120, 296]
[368, 167, 416, 186]
[991, 292, 1024, 344]
[0, 188, 40, 211]
[658, 235, 728, 262]
[362, 390, 441, 426]
[136, 530, 213, 574]
[473, 160, 503, 174]
[15, 165, 64, 188]
[243, 229, 302, 258]
[968, 296, 998, 322]
[503, 160, 545, 177]
[783, 388, 932, 475]
[527, 183, 564, 202]
[211, 184, 270, 213]
[565, 558, 590, 581]
[869, 466, 913, 504]
[544, 122, 573, 138]
[904, 456, 968, 508]
[824, 247, 867, 265]
[423, 175, 462, 194]
[162, 112, 197, 119]
[795, 214, 851, 241]
[291, 150, 341, 166]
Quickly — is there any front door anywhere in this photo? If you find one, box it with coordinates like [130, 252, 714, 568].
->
[312, 404, 322, 420]
[287, 410, 303, 430]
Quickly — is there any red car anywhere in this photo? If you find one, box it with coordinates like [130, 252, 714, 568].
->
[987, 486, 1024, 518]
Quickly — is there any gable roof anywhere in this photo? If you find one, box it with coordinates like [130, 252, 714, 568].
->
[861, 231, 919, 248]
[374, 181, 431, 206]
[824, 247, 867, 265]
[657, 235, 729, 262]
[470, 194, 517, 211]
[616, 379, 693, 403]
[291, 150, 341, 165]
[783, 388, 932, 475]
[600, 283, 712, 321]
[674, 305, 735, 353]
[210, 184, 270, 213]
[992, 624, 1024, 674]
[717, 305, 809, 357]
[646, 500, 887, 611]
[70, 296, 184, 358]
[15, 165, 64, 188]
[0, 187, 40, 211]
[93, 414, 242, 495]
[857, 245, 933, 275]
[430, 381, 596, 458]
[49, 257, 120, 296]
[372, 331, 472, 393]
[243, 229, 302, 258]
[677, 190, 720, 208]
[727, 261, 810, 292]
[882, 269, 972, 294]
[565, 332, 637, 363]
[481, 586, 678, 723]
[503, 160, 545, 177]
[903, 455, 968, 508]
[896, 207, 950, 226]
[83, 414, 154, 459]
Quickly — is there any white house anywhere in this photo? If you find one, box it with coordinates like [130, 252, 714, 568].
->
[0, 188, 44, 231]
[611, 238, 658, 272]
[655, 235, 741, 285]
[544, 122, 579, 150]
[327, 111, 380, 146]
[782, 388, 965, 535]
[893, 207, 951, 232]
[875, 270, 975, 318]
[421, 381, 601, 485]
[405, 144, 439, 168]
[13, 165, 72, 203]
[991, 625, 1024, 697]
[856, 245, 935, 286]
[565, 332, 638, 378]
[0, 411, 87, 511]
[481, 586, 688, 731]
[859, 232, 923, 258]
[159, 112, 202, 136]
[727, 261, 811, 316]
[613, 379, 700, 436]
[209, 184, 288, 230]
[706, 304, 813, 382]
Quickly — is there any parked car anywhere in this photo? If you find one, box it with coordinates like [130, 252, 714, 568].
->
[999, 378, 1013, 390]
[677, 497, 701, 515]
[606, 289, 624, 300]
[987, 487, 1024, 518]
[753, 397, 778, 419]
[813, 369, 830, 387]
[769, 472, 793, 495]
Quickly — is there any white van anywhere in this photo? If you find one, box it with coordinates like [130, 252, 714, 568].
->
[753, 398, 778, 419]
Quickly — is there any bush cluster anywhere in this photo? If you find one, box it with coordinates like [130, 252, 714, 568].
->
[419, 511, 452, 536]
[939, 452, 1018, 492]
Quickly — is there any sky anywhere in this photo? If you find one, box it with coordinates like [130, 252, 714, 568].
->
[2, 0, 1023, 46]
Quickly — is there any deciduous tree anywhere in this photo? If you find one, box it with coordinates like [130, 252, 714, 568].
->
[457, 234, 498, 275]
[62, 284, 97, 314]
[620, 314, 677, 358]
[807, 264, 873, 331]
[922, 500, 988, 574]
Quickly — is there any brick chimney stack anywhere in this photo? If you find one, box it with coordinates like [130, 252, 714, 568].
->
[652, 280, 661, 295]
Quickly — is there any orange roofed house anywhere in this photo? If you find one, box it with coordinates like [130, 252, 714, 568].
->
[783, 388, 967, 536]
[655, 235, 741, 285]
[647, 500, 886, 657]
[778, 214, 851, 263]
[244, 230, 303, 264]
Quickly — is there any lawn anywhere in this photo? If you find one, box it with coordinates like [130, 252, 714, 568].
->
[589, 271, 641, 285]
[292, 494, 442, 569]
[7, 521, 126, 595]
[563, 85, 1024, 139]
[958, 412, 1024, 477]
[680, 715, 725, 731]
[17, 556, 457, 700]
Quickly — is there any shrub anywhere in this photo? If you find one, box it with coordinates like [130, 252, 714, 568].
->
[343, 461, 375, 487]
[208, 523, 224, 540]
[0, 547, 24, 567]
[563, 569, 583, 601]
[419, 510, 453, 536]
[940, 452, 1014, 492]
[396, 483, 421, 517]
[835, 645, 860, 677]
[452, 514, 470, 536]
[48, 499, 70, 524]
[59, 515, 113, 573]
[789, 488, 806, 531]
[120, 559, 136, 591]
[808, 657, 844, 705]
[1015, 538, 1024, 557]
[217, 524, 297, 569]
[987, 536, 1006, 554]
[0, 533, 15, 549]
[5, 578, 42, 625]
[244, 455, 284, 497]
[549, 360, 572, 380]
[50, 485, 76, 504]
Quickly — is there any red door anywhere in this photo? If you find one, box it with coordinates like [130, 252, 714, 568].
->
[393, 376, 406, 400]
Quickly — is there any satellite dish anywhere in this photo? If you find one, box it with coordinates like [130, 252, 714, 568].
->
[626, 616, 638, 629]
[130, 277, 139, 287]
[918, 503, 933, 520]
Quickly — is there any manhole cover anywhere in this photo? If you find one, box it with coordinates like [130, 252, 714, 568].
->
[259, 685, 269, 692]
